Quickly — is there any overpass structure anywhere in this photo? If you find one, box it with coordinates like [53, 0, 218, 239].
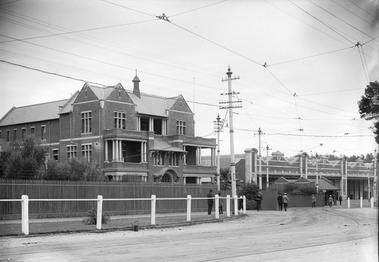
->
[237, 149, 375, 200]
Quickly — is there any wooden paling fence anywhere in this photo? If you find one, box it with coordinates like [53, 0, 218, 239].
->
[0, 180, 229, 219]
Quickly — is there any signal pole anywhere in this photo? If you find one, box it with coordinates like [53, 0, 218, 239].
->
[266, 145, 271, 189]
[221, 66, 241, 198]
[258, 127, 262, 190]
[214, 114, 223, 192]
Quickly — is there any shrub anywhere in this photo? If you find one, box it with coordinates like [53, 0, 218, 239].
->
[246, 200, 257, 210]
[83, 208, 110, 225]
[238, 183, 259, 200]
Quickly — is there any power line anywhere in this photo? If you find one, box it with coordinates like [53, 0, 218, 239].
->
[266, 132, 373, 138]
[0, 59, 106, 86]
[287, 0, 355, 45]
[98, 0, 155, 17]
[267, 45, 355, 67]
[299, 88, 362, 96]
[171, 0, 231, 17]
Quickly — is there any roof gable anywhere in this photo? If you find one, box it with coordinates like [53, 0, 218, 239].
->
[170, 95, 192, 113]
[107, 84, 134, 104]
[74, 83, 99, 103]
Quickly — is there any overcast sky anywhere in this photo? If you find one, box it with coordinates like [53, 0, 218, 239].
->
[0, 0, 378, 157]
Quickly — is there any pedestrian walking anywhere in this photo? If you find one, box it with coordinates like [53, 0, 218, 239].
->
[218, 191, 223, 214]
[333, 194, 337, 206]
[283, 193, 289, 211]
[311, 194, 316, 208]
[256, 190, 263, 211]
[277, 193, 283, 211]
[338, 195, 342, 206]
[328, 195, 333, 208]
[207, 189, 214, 215]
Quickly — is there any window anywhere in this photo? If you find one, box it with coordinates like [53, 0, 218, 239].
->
[13, 129, 17, 141]
[30, 127, 35, 137]
[67, 145, 77, 159]
[176, 120, 186, 135]
[81, 111, 92, 134]
[152, 152, 164, 166]
[114, 112, 126, 129]
[41, 125, 46, 140]
[153, 118, 162, 135]
[52, 149, 59, 160]
[81, 144, 92, 162]
[140, 117, 149, 131]
[0, 130, 2, 139]
[21, 128, 26, 140]
[6, 130, 10, 142]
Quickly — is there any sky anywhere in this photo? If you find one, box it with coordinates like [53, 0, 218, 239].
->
[0, 0, 378, 158]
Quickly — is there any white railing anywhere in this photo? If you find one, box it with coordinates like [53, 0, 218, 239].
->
[0, 194, 246, 236]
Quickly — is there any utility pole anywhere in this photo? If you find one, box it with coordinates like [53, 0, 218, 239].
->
[266, 145, 271, 189]
[221, 66, 241, 198]
[213, 114, 224, 192]
[258, 127, 262, 190]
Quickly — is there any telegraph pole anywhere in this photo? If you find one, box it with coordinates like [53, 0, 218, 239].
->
[258, 127, 262, 190]
[213, 114, 223, 192]
[221, 66, 241, 198]
[266, 145, 271, 189]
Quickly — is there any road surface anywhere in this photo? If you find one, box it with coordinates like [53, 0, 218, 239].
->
[0, 207, 377, 262]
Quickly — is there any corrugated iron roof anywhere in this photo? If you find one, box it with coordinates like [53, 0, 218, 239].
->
[128, 91, 177, 117]
[0, 99, 68, 126]
[150, 139, 186, 152]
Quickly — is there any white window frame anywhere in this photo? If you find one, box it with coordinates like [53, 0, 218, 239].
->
[114, 112, 126, 129]
[176, 120, 186, 135]
[67, 145, 77, 159]
[81, 111, 92, 134]
[81, 143, 92, 162]
[52, 149, 59, 160]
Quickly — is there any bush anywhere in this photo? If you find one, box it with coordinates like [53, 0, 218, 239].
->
[246, 200, 257, 210]
[238, 183, 259, 201]
[83, 208, 110, 225]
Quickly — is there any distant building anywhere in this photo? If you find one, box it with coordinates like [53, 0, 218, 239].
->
[234, 149, 375, 200]
[0, 75, 216, 183]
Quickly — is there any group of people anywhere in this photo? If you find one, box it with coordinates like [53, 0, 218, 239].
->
[276, 193, 289, 211]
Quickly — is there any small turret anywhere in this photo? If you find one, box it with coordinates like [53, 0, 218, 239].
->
[132, 72, 141, 98]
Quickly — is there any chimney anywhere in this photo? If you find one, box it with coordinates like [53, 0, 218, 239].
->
[132, 74, 141, 98]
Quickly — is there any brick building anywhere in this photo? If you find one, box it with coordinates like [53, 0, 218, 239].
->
[0, 75, 217, 183]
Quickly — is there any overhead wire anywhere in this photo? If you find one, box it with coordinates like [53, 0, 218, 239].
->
[170, 0, 231, 17]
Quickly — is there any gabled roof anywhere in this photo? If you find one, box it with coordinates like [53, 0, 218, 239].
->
[0, 99, 68, 126]
[309, 177, 340, 190]
[59, 91, 79, 114]
[128, 91, 177, 117]
[274, 177, 290, 184]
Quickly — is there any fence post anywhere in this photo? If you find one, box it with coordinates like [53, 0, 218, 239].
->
[151, 195, 156, 225]
[21, 195, 29, 236]
[347, 197, 350, 208]
[96, 195, 103, 230]
[243, 196, 246, 214]
[234, 195, 238, 216]
[186, 195, 191, 222]
[226, 195, 230, 217]
[360, 196, 363, 208]
[370, 197, 374, 208]
[215, 194, 219, 219]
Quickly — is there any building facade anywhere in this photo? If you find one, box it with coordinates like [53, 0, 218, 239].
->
[235, 149, 376, 200]
[0, 76, 217, 183]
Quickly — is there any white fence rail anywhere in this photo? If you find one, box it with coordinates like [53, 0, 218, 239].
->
[0, 194, 246, 236]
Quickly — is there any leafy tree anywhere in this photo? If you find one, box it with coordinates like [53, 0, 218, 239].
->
[0, 138, 46, 179]
[358, 81, 379, 143]
[219, 167, 231, 190]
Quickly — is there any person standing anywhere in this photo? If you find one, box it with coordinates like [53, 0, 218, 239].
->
[207, 189, 214, 215]
[256, 190, 263, 211]
[338, 195, 342, 206]
[328, 195, 333, 208]
[311, 194, 316, 208]
[283, 193, 289, 211]
[218, 191, 223, 214]
[277, 193, 283, 211]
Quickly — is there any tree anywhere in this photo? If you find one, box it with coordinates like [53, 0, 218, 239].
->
[219, 167, 231, 190]
[0, 138, 46, 179]
[358, 81, 379, 143]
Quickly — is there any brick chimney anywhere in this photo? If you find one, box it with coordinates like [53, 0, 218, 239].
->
[132, 74, 141, 98]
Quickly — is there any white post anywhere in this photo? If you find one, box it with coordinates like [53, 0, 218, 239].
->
[370, 197, 374, 208]
[96, 195, 103, 230]
[215, 194, 220, 219]
[151, 195, 156, 225]
[21, 195, 29, 236]
[234, 195, 238, 216]
[348, 197, 350, 208]
[360, 196, 363, 208]
[226, 195, 231, 217]
[243, 196, 246, 214]
[186, 195, 191, 222]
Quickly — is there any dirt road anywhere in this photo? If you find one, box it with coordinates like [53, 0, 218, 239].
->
[0, 207, 377, 262]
